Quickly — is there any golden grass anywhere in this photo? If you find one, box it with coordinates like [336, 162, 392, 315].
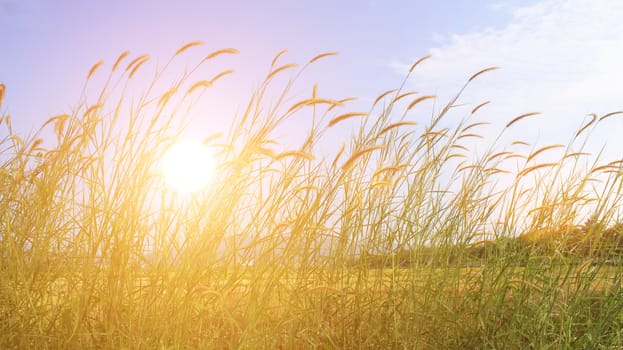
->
[341, 145, 385, 170]
[0, 83, 5, 107]
[157, 88, 178, 107]
[576, 113, 597, 137]
[186, 80, 213, 94]
[517, 162, 559, 177]
[125, 54, 150, 73]
[308, 51, 339, 64]
[87, 60, 104, 80]
[83, 103, 103, 117]
[378, 121, 417, 136]
[175, 40, 204, 55]
[287, 98, 344, 114]
[327, 112, 368, 127]
[461, 121, 490, 133]
[407, 95, 435, 110]
[372, 88, 398, 107]
[274, 150, 315, 161]
[467, 66, 499, 82]
[128, 55, 150, 78]
[506, 111, 541, 128]
[266, 63, 299, 81]
[599, 110, 623, 121]
[526, 144, 565, 163]
[471, 100, 490, 115]
[409, 54, 432, 72]
[392, 91, 418, 103]
[204, 48, 240, 61]
[2, 46, 623, 349]
[112, 51, 130, 72]
[271, 49, 288, 67]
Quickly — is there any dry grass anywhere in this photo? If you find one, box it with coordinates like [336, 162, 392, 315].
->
[1, 46, 623, 349]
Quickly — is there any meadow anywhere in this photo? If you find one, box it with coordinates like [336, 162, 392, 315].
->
[1, 42, 623, 348]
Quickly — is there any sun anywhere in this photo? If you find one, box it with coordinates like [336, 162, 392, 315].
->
[160, 139, 216, 194]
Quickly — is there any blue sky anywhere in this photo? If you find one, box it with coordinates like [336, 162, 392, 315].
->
[2, 0, 622, 165]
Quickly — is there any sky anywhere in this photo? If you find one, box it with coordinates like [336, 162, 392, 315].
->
[1, 0, 623, 166]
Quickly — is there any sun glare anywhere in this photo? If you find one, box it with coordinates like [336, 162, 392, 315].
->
[161, 139, 216, 194]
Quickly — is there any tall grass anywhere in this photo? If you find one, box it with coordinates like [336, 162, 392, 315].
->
[1, 43, 623, 348]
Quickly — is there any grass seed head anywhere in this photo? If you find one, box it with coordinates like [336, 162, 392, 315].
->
[599, 111, 623, 121]
[271, 49, 288, 68]
[275, 151, 315, 161]
[0, 83, 5, 107]
[373, 89, 397, 108]
[204, 48, 240, 61]
[125, 54, 150, 73]
[175, 40, 204, 55]
[266, 63, 298, 81]
[187, 80, 213, 94]
[407, 95, 436, 111]
[467, 66, 499, 83]
[112, 51, 130, 72]
[308, 51, 339, 64]
[341, 145, 385, 171]
[328, 112, 368, 128]
[287, 98, 344, 114]
[517, 162, 559, 177]
[210, 70, 235, 85]
[84, 104, 103, 117]
[471, 101, 490, 115]
[526, 144, 564, 163]
[87, 60, 104, 80]
[329, 97, 357, 111]
[576, 113, 597, 137]
[128, 56, 150, 78]
[378, 121, 417, 136]
[393, 91, 418, 103]
[506, 112, 540, 128]
[409, 54, 432, 72]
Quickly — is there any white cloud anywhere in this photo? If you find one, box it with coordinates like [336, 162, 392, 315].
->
[397, 0, 623, 162]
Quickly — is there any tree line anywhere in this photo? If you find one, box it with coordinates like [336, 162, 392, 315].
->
[348, 218, 623, 268]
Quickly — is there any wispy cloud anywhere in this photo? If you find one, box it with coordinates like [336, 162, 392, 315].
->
[395, 0, 623, 159]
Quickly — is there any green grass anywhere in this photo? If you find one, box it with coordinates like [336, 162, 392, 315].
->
[1, 42, 623, 348]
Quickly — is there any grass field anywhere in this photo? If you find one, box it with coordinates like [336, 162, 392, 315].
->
[1, 43, 623, 348]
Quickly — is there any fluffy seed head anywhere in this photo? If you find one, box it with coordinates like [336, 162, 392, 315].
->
[204, 48, 240, 61]
[341, 145, 385, 171]
[468, 66, 499, 83]
[328, 112, 368, 128]
[407, 95, 435, 110]
[309, 51, 338, 64]
[506, 112, 540, 128]
[129, 56, 150, 78]
[287, 98, 343, 114]
[187, 80, 213, 94]
[112, 51, 130, 72]
[266, 64, 298, 81]
[373, 89, 397, 108]
[378, 121, 417, 136]
[275, 151, 315, 161]
[271, 50, 288, 68]
[471, 101, 490, 115]
[393, 91, 418, 103]
[409, 54, 432, 72]
[87, 60, 104, 80]
[175, 40, 204, 55]
[210, 70, 234, 85]
[125, 54, 149, 73]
